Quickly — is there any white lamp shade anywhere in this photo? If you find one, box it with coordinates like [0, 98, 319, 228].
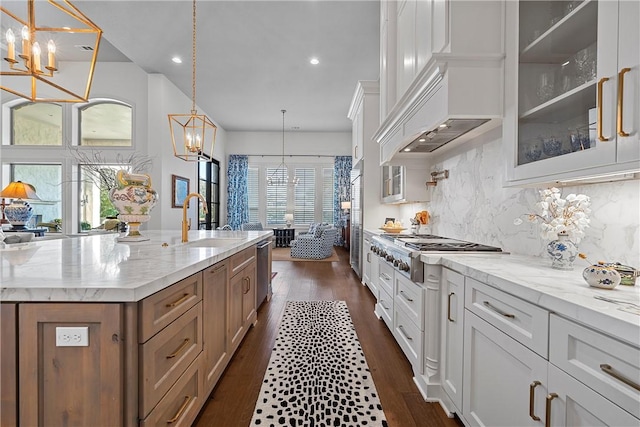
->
[284, 214, 294, 221]
[341, 201, 351, 210]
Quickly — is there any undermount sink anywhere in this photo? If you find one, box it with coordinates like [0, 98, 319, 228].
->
[185, 237, 245, 248]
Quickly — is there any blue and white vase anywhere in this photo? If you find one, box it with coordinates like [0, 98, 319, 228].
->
[546, 232, 578, 270]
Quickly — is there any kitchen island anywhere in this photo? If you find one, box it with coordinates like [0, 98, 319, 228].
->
[1, 229, 273, 427]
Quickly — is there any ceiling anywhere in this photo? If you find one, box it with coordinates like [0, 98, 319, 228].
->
[71, 0, 381, 133]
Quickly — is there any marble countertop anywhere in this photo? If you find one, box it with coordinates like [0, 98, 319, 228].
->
[0, 230, 273, 303]
[421, 252, 640, 347]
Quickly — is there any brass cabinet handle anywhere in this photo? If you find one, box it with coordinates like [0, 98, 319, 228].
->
[617, 67, 631, 137]
[166, 293, 190, 308]
[447, 292, 455, 322]
[166, 338, 190, 359]
[597, 77, 610, 141]
[483, 300, 516, 318]
[600, 363, 640, 391]
[243, 277, 251, 294]
[529, 381, 542, 421]
[211, 264, 225, 273]
[398, 325, 413, 341]
[167, 395, 192, 423]
[399, 290, 414, 302]
[545, 393, 558, 427]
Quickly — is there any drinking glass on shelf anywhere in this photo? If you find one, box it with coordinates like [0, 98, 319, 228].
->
[557, 59, 574, 94]
[536, 71, 555, 103]
[575, 44, 597, 85]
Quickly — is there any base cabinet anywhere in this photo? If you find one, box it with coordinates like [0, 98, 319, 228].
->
[229, 246, 257, 353]
[1, 304, 17, 427]
[203, 260, 229, 394]
[19, 303, 124, 427]
[441, 268, 464, 413]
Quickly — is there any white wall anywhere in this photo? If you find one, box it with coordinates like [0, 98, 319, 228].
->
[409, 126, 640, 266]
[226, 131, 350, 157]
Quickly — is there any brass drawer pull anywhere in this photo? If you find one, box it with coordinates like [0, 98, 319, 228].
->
[597, 77, 610, 141]
[529, 381, 541, 421]
[399, 290, 414, 302]
[398, 325, 413, 341]
[166, 293, 190, 308]
[167, 395, 192, 423]
[545, 393, 558, 427]
[600, 363, 640, 391]
[166, 338, 191, 359]
[447, 292, 455, 322]
[617, 67, 631, 137]
[243, 277, 251, 294]
[483, 301, 515, 318]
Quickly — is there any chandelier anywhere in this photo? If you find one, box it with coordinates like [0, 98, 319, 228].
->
[168, 0, 216, 162]
[267, 110, 299, 186]
[1, 0, 102, 102]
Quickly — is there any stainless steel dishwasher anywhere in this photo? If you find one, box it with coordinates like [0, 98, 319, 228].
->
[256, 238, 273, 307]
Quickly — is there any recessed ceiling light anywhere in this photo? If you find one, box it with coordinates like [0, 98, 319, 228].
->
[310, 57, 319, 65]
[403, 147, 411, 152]
[419, 138, 426, 142]
[172, 57, 182, 64]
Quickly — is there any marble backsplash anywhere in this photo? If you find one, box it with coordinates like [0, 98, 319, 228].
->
[398, 136, 640, 267]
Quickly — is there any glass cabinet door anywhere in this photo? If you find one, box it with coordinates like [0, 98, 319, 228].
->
[516, 0, 601, 166]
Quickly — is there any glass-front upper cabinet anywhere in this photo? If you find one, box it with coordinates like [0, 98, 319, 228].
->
[504, 0, 640, 186]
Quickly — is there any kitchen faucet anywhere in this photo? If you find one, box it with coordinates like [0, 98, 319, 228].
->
[182, 193, 208, 243]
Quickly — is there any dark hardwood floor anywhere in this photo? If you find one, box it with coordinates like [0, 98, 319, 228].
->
[193, 246, 464, 427]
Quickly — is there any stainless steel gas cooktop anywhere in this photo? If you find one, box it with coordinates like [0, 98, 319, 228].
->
[380, 233, 503, 252]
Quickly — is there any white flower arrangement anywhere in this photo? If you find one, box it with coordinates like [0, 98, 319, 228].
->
[514, 187, 591, 242]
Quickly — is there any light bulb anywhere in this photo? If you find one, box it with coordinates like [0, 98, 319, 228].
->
[20, 25, 30, 59]
[47, 40, 56, 54]
[46, 40, 56, 71]
[32, 42, 42, 72]
[5, 29, 16, 61]
[21, 26, 29, 41]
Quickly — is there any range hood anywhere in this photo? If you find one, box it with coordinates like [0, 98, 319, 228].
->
[374, 56, 504, 165]
[402, 118, 491, 153]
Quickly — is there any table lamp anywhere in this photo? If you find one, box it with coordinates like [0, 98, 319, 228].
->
[0, 181, 41, 229]
[284, 213, 294, 228]
[341, 201, 351, 212]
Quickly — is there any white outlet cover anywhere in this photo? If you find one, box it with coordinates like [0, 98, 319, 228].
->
[56, 326, 89, 347]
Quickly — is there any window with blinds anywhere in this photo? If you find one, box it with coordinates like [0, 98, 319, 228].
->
[293, 168, 315, 225]
[322, 168, 334, 224]
[266, 167, 288, 226]
[247, 167, 259, 223]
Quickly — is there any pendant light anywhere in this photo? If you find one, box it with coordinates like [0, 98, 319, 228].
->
[267, 110, 299, 186]
[168, 0, 217, 162]
[1, 0, 102, 102]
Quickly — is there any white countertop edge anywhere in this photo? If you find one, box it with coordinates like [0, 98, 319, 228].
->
[1, 230, 273, 303]
[420, 253, 640, 347]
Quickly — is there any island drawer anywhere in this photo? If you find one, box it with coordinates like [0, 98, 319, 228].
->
[229, 245, 256, 277]
[140, 354, 204, 427]
[139, 272, 202, 343]
[465, 278, 549, 358]
[549, 314, 640, 418]
[139, 302, 203, 418]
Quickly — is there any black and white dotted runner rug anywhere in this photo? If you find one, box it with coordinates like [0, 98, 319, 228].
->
[251, 300, 388, 427]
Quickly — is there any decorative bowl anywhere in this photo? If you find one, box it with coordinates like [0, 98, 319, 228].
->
[379, 227, 407, 234]
[582, 264, 622, 289]
[601, 262, 638, 286]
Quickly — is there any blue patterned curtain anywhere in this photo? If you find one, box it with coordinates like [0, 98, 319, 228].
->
[226, 155, 249, 230]
[333, 156, 352, 245]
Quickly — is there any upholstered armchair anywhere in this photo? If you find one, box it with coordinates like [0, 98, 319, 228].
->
[290, 227, 338, 259]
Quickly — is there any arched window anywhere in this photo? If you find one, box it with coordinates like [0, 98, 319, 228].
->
[10, 102, 62, 145]
[79, 101, 132, 146]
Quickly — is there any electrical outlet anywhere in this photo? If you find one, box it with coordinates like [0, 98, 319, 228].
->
[56, 326, 89, 347]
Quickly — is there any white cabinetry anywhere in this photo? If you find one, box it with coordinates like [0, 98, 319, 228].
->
[351, 97, 364, 165]
[463, 310, 548, 427]
[376, 0, 504, 164]
[362, 232, 380, 299]
[440, 268, 464, 413]
[381, 164, 430, 204]
[393, 272, 425, 373]
[460, 274, 640, 427]
[375, 260, 394, 329]
[504, 0, 640, 186]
